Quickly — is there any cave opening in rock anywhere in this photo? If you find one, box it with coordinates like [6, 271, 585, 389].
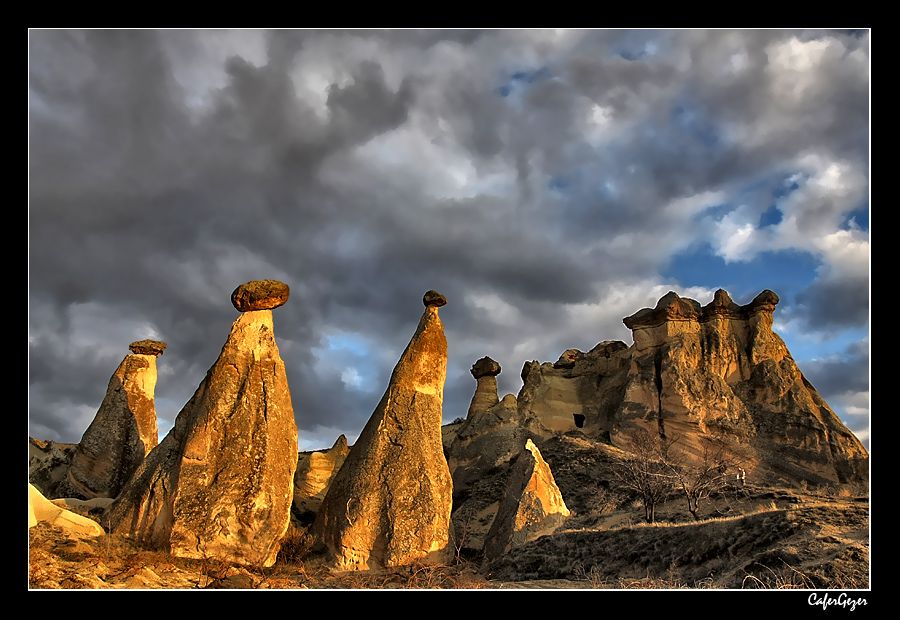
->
[573, 413, 585, 428]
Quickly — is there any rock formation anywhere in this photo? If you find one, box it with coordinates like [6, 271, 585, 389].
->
[29, 484, 105, 537]
[29, 438, 77, 499]
[517, 340, 629, 437]
[512, 289, 867, 485]
[293, 435, 350, 521]
[231, 279, 290, 311]
[105, 280, 298, 567]
[467, 357, 501, 418]
[58, 340, 165, 500]
[313, 290, 453, 570]
[483, 439, 570, 560]
[617, 289, 867, 483]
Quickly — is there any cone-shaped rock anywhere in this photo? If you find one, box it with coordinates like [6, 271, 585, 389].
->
[483, 439, 570, 560]
[313, 292, 453, 570]
[293, 435, 350, 519]
[60, 343, 163, 500]
[106, 309, 298, 567]
[467, 357, 501, 418]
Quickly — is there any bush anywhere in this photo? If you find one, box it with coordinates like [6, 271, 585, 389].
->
[277, 525, 314, 565]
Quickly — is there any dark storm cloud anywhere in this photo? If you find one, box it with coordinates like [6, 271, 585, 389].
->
[795, 276, 870, 332]
[29, 29, 869, 448]
[802, 341, 869, 399]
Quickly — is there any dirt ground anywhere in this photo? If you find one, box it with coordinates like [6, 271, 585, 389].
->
[29, 487, 867, 590]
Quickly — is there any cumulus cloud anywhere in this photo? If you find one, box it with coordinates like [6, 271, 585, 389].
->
[28, 29, 868, 450]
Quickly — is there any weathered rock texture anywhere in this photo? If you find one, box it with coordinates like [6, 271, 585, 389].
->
[517, 340, 629, 437]
[313, 292, 453, 570]
[467, 357, 501, 419]
[447, 286, 866, 553]
[28, 439, 77, 499]
[129, 339, 167, 356]
[29, 484, 105, 537]
[106, 309, 298, 567]
[231, 279, 290, 312]
[512, 289, 867, 485]
[616, 289, 866, 484]
[483, 439, 570, 560]
[59, 350, 161, 500]
[293, 435, 350, 521]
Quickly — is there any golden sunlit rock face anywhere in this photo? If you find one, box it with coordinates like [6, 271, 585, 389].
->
[509, 289, 867, 485]
[106, 309, 298, 567]
[59, 350, 160, 500]
[293, 435, 350, 518]
[483, 439, 570, 560]
[313, 293, 453, 571]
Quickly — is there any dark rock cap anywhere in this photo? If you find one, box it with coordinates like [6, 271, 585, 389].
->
[129, 339, 168, 356]
[231, 280, 290, 312]
[471, 356, 502, 379]
[423, 290, 448, 307]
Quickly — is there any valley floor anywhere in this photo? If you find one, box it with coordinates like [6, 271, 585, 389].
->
[28, 490, 868, 590]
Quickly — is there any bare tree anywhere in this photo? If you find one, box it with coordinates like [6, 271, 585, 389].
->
[610, 427, 675, 523]
[661, 434, 741, 521]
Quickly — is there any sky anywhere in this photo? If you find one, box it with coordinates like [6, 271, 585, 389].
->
[28, 29, 870, 451]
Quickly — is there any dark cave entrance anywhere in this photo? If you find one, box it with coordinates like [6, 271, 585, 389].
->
[573, 413, 585, 428]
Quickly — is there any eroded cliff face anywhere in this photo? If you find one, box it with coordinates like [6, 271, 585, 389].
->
[617, 289, 866, 484]
[463, 289, 867, 488]
[106, 308, 298, 567]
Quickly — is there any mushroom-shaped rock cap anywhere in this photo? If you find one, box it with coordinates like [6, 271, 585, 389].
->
[129, 339, 168, 356]
[423, 290, 448, 307]
[471, 356, 502, 378]
[231, 279, 290, 312]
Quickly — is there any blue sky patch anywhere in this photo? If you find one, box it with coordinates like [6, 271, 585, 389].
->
[759, 204, 783, 227]
[663, 243, 819, 303]
[843, 205, 869, 231]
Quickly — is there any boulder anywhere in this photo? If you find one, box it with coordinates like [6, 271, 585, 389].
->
[128, 339, 167, 356]
[313, 291, 453, 570]
[231, 279, 290, 312]
[482, 439, 570, 560]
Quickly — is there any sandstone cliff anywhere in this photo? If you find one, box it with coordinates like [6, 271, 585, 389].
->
[511, 289, 867, 485]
